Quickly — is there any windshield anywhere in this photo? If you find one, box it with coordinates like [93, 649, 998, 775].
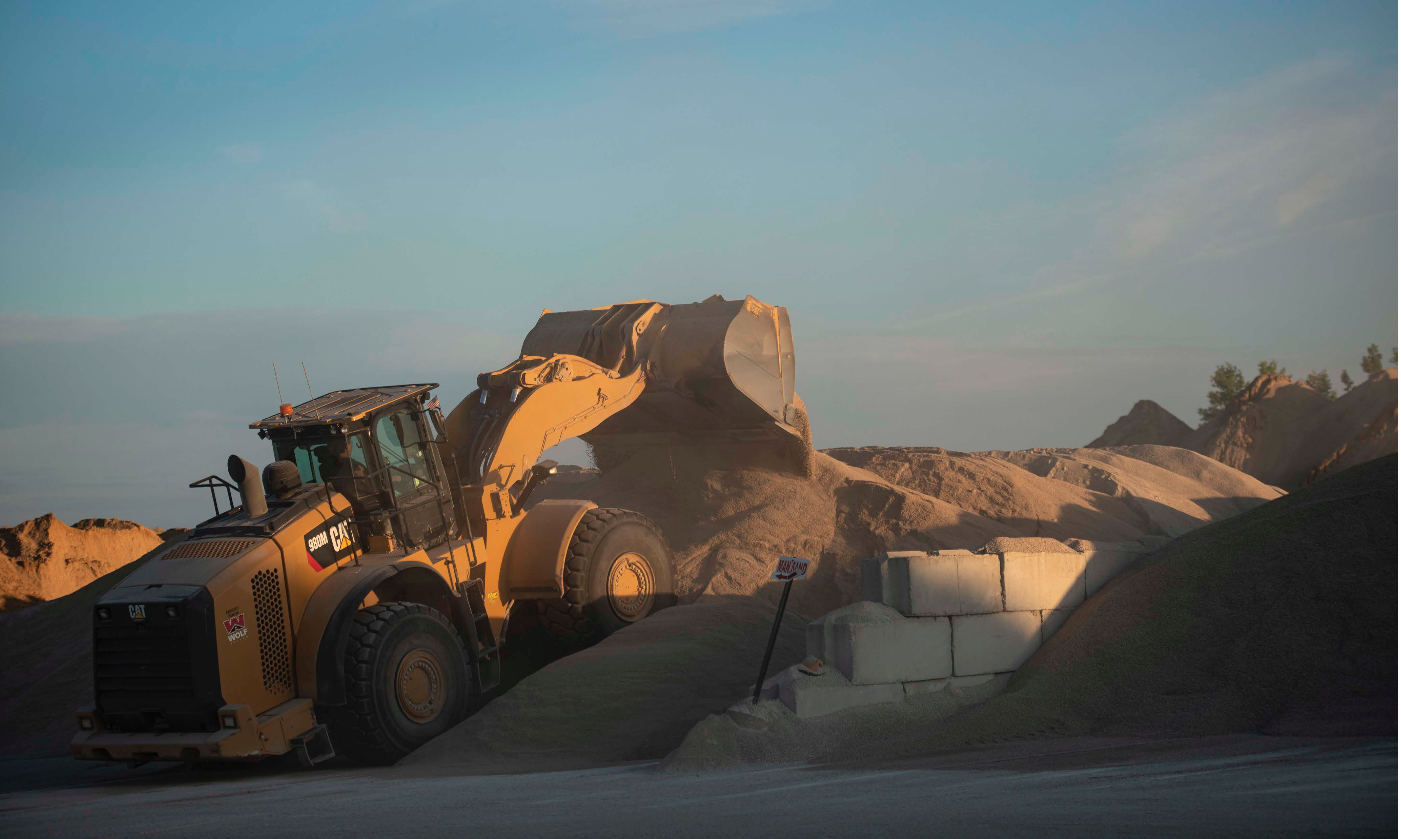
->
[375, 409, 434, 498]
[273, 433, 370, 485]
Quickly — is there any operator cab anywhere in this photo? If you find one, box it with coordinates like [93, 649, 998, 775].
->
[249, 383, 457, 552]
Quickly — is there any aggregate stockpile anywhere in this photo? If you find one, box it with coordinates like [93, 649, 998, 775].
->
[1090, 369, 1398, 489]
[0, 515, 169, 610]
[664, 455, 1398, 770]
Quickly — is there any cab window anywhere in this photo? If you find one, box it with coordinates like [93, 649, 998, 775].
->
[375, 410, 433, 497]
[276, 434, 369, 485]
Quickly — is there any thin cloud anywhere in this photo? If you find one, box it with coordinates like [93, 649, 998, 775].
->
[890, 55, 1396, 333]
[1111, 54, 1395, 262]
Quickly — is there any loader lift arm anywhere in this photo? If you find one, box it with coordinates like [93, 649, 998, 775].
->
[445, 295, 803, 532]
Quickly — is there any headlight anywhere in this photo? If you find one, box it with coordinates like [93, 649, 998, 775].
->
[96, 608, 110, 621]
[221, 714, 238, 729]
[165, 605, 179, 618]
[79, 718, 94, 730]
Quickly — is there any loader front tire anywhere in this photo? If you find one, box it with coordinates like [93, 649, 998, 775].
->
[323, 602, 469, 765]
[536, 508, 676, 649]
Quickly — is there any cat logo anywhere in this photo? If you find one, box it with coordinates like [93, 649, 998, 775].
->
[306, 515, 357, 572]
[128, 604, 146, 621]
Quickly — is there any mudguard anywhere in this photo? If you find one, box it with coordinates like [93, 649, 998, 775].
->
[296, 558, 471, 706]
[498, 499, 597, 601]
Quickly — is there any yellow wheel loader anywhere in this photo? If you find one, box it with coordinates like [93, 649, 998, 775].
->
[71, 295, 804, 766]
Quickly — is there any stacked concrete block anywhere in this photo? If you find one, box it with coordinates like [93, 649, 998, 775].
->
[864, 550, 1003, 617]
[806, 602, 951, 685]
[760, 666, 906, 719]
[950, 611, 1042, 675]
[1001, 551, 1086, 612]
[779, 536, 1168, 719]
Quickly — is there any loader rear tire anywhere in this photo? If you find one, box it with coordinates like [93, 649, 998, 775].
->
[323, 602, 469, 765]
[536, 508, 676, 649]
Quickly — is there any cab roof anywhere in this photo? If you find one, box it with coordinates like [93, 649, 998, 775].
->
[249, 383, 438, 430]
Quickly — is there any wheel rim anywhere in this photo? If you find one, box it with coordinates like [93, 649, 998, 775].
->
[607, 551, 656, 622]
[395, 649, 445, 723]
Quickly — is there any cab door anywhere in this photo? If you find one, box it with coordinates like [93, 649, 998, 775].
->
[372, 408, 451, 549]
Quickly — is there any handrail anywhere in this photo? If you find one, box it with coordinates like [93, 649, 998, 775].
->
[189, 475, 239, 517]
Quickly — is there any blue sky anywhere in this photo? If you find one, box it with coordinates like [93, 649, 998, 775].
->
[1, 1, 1396, 527]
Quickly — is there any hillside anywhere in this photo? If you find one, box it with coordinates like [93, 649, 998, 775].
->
[1088, 399, 1193, 448]
[1089, 369, 1398, 489]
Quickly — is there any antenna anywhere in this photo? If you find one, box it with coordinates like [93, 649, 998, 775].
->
[273, 363, 285, 404]
[301, 361, 314, 399]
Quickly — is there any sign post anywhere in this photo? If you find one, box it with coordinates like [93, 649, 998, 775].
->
[753, 555, 811, 702]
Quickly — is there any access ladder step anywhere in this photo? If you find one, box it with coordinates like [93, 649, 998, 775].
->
[456, 579, 502, 694]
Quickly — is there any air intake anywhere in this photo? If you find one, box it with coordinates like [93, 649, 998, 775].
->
[162, 540, 258, 560]
[251, 569, 291, 693]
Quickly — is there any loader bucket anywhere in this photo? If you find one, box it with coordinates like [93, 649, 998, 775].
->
[520, 295, 800, 443]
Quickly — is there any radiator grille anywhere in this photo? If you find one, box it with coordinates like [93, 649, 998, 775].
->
[94, 623, 194, 699]
[251, 569, 291, 693]
[163, 539, 257, 560]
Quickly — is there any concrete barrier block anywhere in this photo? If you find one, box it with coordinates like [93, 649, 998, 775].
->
[914, 553, 1003, 616]
[1002, 552, 1086, 612]
[952, 611, 1042, 675]
[1085, 549, 1143, 596]
[861, 552, 928, 609]
[769, 666, 905, 718]
[1040, 609, 1071, 642]
[812, 602, 952, 685]
[871, 552, 1002, 617]
[807, 601, 899, 661]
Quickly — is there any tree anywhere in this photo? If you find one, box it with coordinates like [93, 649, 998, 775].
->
[1257, 359, 1286, 377]
[1198, 363, 1245, 424]
[1305, 370, 1336, 400]
[1361, 344, 1384, 375]
[1393, 346, 1398, 365]
[1340, 369, 1355, 393]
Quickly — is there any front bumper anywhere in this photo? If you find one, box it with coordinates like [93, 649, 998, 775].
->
[71, 698, 318, 763]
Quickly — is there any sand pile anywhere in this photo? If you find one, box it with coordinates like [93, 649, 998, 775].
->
[0, 514, 168, 611]
[824, 444, 1280, 541]
[663, 455, 1397, 770]
[0, 558, 156, 756]
[980, 536, 1079, 554]
[1088, 399, 1192, 448]
[1090, 370, 1398, 489]
[399, 597, 806, 774]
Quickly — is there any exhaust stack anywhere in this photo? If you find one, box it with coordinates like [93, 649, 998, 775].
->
[227, 455, 269, 518]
